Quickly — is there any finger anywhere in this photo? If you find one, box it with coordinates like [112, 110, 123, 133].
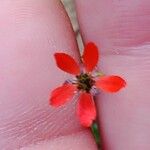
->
[0, 0, 96, 149]
[75, 0, 150, 149]
[21, 131, 96, 150]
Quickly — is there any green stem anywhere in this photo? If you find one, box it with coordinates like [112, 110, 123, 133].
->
[91, 121, 102, 149]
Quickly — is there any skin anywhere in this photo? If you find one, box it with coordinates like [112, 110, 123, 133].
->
[75, 0, 150, 149]
[0, 0, 149, 149]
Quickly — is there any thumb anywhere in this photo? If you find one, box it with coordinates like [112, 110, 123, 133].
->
[75, 0, 150, 149]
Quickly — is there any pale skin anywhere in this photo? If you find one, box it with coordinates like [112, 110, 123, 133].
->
[0, 0, 149, 149]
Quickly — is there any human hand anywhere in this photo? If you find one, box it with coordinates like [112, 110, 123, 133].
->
[0, 0, 149, 149]
[75, 0, 150, 149]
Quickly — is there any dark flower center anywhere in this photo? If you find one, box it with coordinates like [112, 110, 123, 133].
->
[76, 73, 95, 92]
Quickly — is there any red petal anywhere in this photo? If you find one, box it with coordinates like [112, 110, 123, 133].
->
[54, 53, 80, 75]
[50, 84, 77, 107]
[82, 42, 99, 72]
[95, 75, 126, 92]
[77, 93, 96, 127]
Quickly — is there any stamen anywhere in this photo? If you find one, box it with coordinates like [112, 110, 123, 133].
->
[64, 79, 74, 84]
[76, 73, 95, 92]
[90, 86, 100, 96]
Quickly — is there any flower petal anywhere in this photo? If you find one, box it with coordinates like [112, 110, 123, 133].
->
[77, 93, 96, 127]
[95, 75, 126, 92]
[50, 84, 77, 107]
[82, 42, 99, 72]
[54, 53, 80, 75]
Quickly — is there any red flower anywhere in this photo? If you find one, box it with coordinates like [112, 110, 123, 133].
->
[50, 42, 126, 127]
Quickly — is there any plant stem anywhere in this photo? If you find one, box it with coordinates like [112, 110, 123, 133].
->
[91, 121, 102, 149]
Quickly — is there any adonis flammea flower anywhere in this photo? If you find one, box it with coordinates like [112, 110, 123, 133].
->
[49, 42, 126, 127]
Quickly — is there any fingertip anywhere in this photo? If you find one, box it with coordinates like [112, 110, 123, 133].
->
[21, 131, 97, 150]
